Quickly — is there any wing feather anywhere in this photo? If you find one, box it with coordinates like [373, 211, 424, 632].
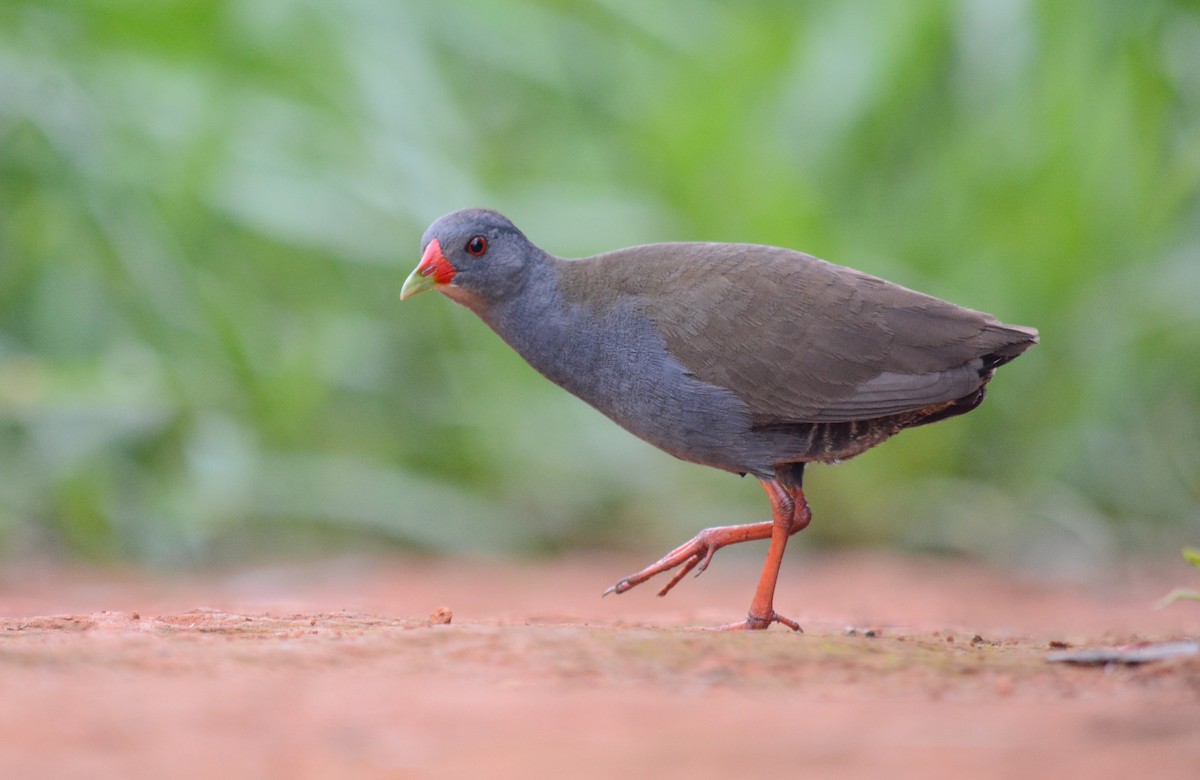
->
[563, 242, 1037, 425]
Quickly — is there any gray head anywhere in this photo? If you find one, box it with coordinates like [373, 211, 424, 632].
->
[401, 208, 543, 307]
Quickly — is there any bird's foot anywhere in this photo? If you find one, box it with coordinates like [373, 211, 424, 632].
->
[602, 521, 774, 598]
[711, 610, 803, 632]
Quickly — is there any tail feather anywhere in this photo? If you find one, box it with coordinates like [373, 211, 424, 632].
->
[981, 323, 1039, 370]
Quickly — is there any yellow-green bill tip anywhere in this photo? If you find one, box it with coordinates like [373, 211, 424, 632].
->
[400, 264, 438, 300]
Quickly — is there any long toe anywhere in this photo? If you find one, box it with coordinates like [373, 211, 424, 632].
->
[602, 521, 776, 598]
[711, 612, 803, 632]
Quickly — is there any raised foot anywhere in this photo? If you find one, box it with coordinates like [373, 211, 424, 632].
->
[602, 522, 773, 598]
[711, 611, 804, 632]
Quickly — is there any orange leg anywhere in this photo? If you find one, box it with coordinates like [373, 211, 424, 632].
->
[604, 479, 812, 630]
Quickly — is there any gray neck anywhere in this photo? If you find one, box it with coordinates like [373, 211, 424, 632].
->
[462, 256, 758, 476]
[472, 259, 603, 393]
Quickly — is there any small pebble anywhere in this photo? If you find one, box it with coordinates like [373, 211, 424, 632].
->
[429, 606, 453, 625]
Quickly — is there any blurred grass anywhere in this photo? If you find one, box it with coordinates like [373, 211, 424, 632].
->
[1, 0, 1198, 569]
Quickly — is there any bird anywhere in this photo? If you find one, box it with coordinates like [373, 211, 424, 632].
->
[401, 208, 1038, 630]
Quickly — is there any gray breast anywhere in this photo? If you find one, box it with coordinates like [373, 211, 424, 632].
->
[485, 292, 784, 475]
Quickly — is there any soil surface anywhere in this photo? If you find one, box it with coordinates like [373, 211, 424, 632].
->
[2, 551, 1198, 779]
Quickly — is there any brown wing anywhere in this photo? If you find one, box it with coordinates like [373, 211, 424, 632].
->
[569, 242, 1037, 425]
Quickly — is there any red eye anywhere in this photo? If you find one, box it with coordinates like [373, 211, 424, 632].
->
[466, 236, 488, 256]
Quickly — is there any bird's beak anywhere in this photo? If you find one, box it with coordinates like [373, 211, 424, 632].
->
[401, 238, 453, 300]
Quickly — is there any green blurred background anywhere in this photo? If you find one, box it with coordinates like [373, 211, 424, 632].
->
[1, 0, 1198, 571]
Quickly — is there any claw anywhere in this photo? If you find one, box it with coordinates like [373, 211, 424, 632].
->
[602, 580, 629, 597]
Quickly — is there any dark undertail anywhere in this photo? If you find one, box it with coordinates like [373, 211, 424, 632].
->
[913, 349, 1014, 428]
[762, 412, 921, 463]
[910, 386, 986, 427]
[767, 339, 1035, 467]
[767, 376, 996, 463]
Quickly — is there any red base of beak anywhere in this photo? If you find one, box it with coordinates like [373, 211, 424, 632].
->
[417, 238, 455, 284]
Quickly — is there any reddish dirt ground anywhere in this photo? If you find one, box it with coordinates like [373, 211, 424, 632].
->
[2, 551, 1199, 779]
